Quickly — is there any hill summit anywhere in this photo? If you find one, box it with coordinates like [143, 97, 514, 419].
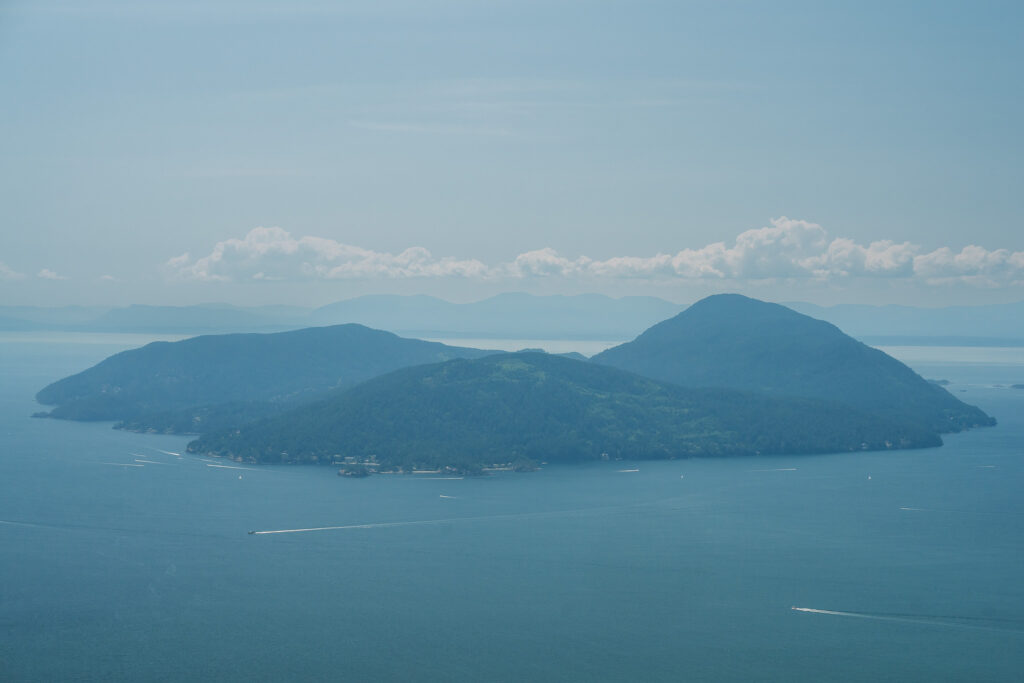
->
[35, 324, 492, 429]
[593, 294, 993, 432]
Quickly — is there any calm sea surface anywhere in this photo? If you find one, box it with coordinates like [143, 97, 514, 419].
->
[2, 335, 1023, 681]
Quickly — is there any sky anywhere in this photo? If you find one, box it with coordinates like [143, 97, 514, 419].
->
[1, 0, 1022, 308]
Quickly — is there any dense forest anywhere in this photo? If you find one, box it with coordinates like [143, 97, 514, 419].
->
[189, 353, 941, 472]
[594, 294, 994, 433]
[34, 324, 492, 431]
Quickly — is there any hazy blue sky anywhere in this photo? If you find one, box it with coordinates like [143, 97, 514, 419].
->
[2, 0, 1022, 306]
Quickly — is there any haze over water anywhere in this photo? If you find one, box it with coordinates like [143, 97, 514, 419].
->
[2, 335, 1023, 681]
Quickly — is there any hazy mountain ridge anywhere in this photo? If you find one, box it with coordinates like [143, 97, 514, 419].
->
[310, 292, 684, 339]
[189, 352, 940, 470]
[8, 294, 1024, 344]
[2, 293, 683, 340]
[593, 294, 993, 433]
[787, 300, 1024, 342]
[6, 295, 1023, 344]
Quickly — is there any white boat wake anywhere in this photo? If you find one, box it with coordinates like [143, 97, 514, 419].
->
[791, 606, 1024, 632]
[248, 505, 633, 536]
[145, 448, 181, 457]
[0, 519, 47, 529]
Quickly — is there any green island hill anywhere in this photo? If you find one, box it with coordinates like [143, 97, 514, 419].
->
[34, 324, 493, 433]
[593, 294, 993, 433]
[188, 352, 942, 473]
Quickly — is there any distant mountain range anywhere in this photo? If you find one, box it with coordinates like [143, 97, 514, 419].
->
[6, 293, 1024, 344]
[307, 293, 683, 339]
[36, 293, 994, 471]
[786, 300, 1024, 346]
[1, 294, 683, 341]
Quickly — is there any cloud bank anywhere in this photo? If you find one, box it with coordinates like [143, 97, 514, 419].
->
[167, 227, 488, 282]
[166, 219, 1024, 287]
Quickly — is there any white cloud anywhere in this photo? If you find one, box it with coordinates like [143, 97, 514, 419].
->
[0, 261, 25, 281]
[166, 227, 488, 282]
[559, 218, 921, 281]
[504, 218, 1022, 286]
[167, 220, 1024, 288]
[505, 248, 592, 278]
[912, 246, 1024, 286]
[37, 268, 68, 280]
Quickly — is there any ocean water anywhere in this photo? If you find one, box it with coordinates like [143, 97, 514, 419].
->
[1, 335, 1023, 682]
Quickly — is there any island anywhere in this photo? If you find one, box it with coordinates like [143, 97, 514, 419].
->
[34, 294, 996, 476]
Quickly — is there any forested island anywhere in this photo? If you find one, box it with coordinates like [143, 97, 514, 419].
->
[35, 294, 995, 474]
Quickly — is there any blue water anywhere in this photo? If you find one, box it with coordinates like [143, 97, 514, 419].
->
[2, 336, 1023, 681]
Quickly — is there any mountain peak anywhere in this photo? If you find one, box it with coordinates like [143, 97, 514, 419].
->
[594, 294, 992, 433]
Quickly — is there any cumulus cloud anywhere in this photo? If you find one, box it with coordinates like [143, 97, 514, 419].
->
[37, 268, 68, 280]
[912, 245, 1024, 286]
[564, 218, 924, 281]
[496, 218, 1023, 285]
[0, 261, 25, 281]
[166, 220, 1024, 287]
[166, 227, 488, 282]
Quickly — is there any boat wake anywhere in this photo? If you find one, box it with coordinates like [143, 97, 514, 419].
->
[0, 519, 49, 529]
[146, 448, 181, 457]
[248, 504, 637, 536]
[899, 505, 1024, 517]
[791, 606, 1024, 632]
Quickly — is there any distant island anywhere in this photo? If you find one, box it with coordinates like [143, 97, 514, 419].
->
[35, 293, 995, 474]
